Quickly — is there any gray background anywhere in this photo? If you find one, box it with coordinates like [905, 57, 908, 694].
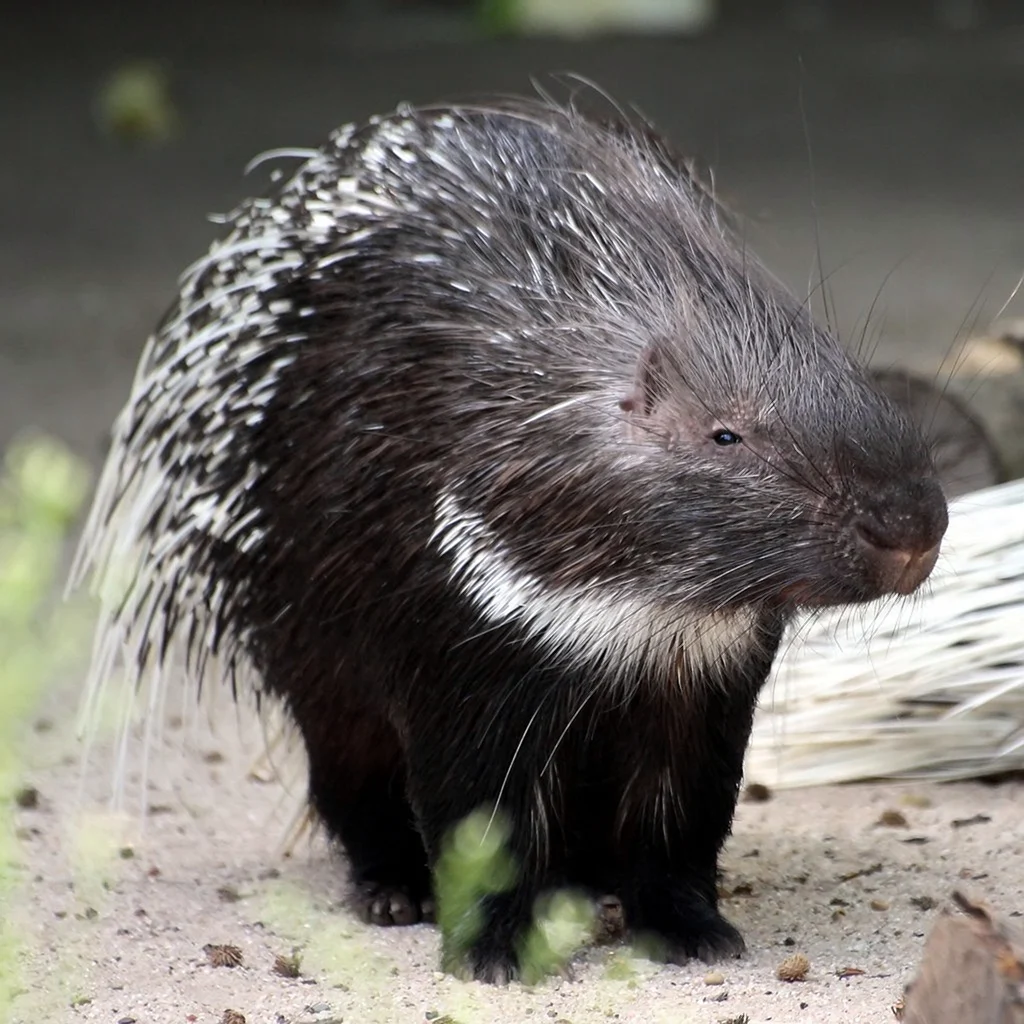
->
[5, 0, 1024, 466]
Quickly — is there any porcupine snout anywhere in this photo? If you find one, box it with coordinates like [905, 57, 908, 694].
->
[848, 478, 947, 596]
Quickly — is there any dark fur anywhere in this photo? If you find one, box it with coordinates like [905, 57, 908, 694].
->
[89, 95, 949, 982]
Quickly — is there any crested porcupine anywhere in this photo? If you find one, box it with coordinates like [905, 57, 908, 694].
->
[71, 91, 949, 983]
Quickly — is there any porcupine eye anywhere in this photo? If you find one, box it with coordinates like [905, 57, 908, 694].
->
[711, 429, 742, 446]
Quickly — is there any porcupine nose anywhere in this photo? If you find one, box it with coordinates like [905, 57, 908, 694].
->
[852, 484, 947, 596]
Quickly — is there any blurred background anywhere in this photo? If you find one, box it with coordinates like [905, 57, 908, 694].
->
[4, 0, 1024, 471]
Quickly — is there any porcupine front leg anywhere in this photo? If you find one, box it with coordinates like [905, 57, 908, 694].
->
[400, 671, 566, 984]
[612, 624, 783, 964]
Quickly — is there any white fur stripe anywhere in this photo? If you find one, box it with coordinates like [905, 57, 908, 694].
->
[431, 487, 757, 682]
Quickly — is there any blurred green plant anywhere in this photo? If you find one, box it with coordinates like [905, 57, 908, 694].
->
[434, 807, 595, 985]
[477, 0, 519, 33]
[0, 434, 91, 1015]
[435, 808, 517, 977]
[94, 60, 180, 146]
[519, 888, 596, 985]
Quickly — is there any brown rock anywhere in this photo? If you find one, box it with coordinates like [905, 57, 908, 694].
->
[902, 891, 1024, 1024]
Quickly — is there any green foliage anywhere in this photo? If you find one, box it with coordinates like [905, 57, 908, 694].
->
[519, 889, 596, 986]
[0, 435, 91, 1017]
[476, 0, 521, 34]
[94, 60, 180, 145]
[434, 808, 518, 976]
[601, 951, 640, 982]
[0, 432, 622, 1016]
[434, 807, 596, 984]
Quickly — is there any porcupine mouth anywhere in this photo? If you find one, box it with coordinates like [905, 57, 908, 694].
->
[777, 564, 935, 609]
[776, 581, 849, 609]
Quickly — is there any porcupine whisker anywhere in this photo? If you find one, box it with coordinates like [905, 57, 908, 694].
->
[943, 281, 1008, 415]
[539, 685, 606, 780]
[484, 702, 546, 843]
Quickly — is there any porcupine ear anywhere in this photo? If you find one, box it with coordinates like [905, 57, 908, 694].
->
[618, 342, 679, 444]
[619, 342, 671, 418]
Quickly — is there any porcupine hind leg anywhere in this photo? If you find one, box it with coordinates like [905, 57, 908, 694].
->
[603, 618, 784, 964]
[295, 701, 434, 927]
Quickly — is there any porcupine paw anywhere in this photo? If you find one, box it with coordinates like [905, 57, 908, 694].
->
[444, 904, 527, 984]
[466, 918, 551, 985]
[657, 909, 746, 966]
[465, 939, 579, 985]
[469, 949, 520, 986]
[354, 882, 435, 927]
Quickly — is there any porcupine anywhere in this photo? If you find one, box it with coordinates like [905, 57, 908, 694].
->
[71, 91, 949, 983]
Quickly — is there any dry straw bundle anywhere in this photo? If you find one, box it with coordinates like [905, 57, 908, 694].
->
[747, 475, 1024, 788]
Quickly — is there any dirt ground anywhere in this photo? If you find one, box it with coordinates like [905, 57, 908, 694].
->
[5, 3, 1024, 1022]
[12, 687, 1024, 1024]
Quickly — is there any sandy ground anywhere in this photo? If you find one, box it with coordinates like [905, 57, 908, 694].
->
[12, 671, 1024, 1024]
[11, 683, 1024, 1024]
[5, 3, 1024, 1022]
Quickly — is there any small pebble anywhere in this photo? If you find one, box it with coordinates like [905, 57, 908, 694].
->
[951, 813, 991, 829]
[870, 899, 890, 912]
[14, 786, 39, 809]
[875, 809, 908, 828]
[704, 970, 726, 985]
